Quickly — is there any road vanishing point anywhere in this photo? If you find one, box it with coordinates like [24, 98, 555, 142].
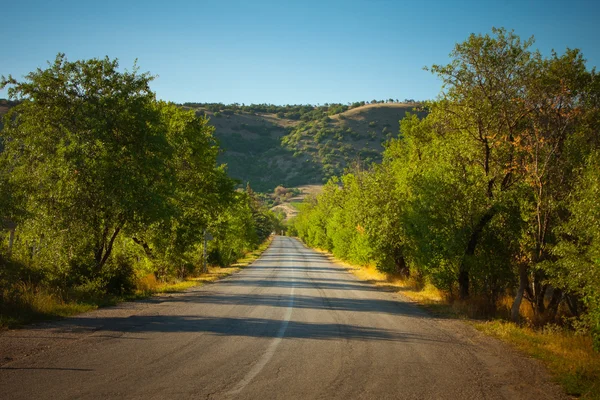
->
[0, 236, 564, 399]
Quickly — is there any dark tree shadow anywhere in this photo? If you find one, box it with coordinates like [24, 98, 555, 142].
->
[38, 315, 453, 345]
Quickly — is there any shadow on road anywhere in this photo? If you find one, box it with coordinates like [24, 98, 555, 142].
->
[218, 277, 383, 292]
[32, 315, 453, 345]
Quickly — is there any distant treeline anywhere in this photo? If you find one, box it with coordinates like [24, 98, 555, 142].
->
[183, 99, 417, 121]
[291, 29, 600, 350]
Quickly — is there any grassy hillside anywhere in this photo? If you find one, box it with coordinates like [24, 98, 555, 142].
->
[186, 102, 424, 191]
[193, 107, 306, 192]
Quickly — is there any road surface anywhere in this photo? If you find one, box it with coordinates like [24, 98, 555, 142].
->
[0, 236, 563, 399]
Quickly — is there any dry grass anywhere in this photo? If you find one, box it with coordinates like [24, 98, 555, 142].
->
[272, 185, 324, 221]
[0, 284, 96, 328]
[321, 252, 445, 307]
[318, 249, 600, 398]
[335, 102, 417, 119]
[476, 320, 600, 399]
[271, 203, 299, 220]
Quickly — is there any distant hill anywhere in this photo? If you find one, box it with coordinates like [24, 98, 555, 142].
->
[187, 102, 425, 191]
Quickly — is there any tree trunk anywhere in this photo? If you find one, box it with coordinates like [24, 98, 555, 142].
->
[94, 225, 110, 266]
[458, 269, 470, 300]
[132, 236, 154, 258]
[8, 228, 15, 255]
[202, 229, 208, 274]
[393, 247, 409, 278]
[547, 288, 563, 322]
[458, 206, 497, 299]
[536, 284, 547, 316]
[511, 265, 528, 322]
[94, 224, 123, 274]
[565, 294, 582, 317]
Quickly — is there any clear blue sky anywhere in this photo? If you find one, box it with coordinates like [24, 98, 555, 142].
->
[1, 0, 598, 105]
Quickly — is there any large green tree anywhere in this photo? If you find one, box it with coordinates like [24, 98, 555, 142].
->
[1, 54, 171, 282]
[426, 28, 537, 299]
[293, 29, 599, 338]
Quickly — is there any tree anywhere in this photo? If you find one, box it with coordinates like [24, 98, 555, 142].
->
[0, 54, 171, 284]
[131, 102, 235, 278]
[427, 28, 537, 299]
[510, 49, 598, 320]
[552, 153, 600, 349]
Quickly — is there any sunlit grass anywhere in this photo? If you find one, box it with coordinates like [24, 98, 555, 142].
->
[0, 283, 100, 328]
[475, 320, 600, 399]
[319, 251, 446, 306]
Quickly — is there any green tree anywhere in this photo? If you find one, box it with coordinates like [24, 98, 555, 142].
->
[426, 28, 538, 299]
[552, 153, 600, 349]
[131, 102, 235, 278]
[511, 49, 598, 320]
[1, 54, 171, 285]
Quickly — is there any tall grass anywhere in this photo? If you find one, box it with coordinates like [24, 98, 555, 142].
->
[476, 321, 600, 399]
[0, 283, 96, 328]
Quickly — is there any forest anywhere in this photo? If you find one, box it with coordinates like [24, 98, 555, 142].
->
[0, 55, 281, 326]
[290, 28, 600, 350]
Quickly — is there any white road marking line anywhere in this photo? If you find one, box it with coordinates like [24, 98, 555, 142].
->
[227, 247, 295, 397]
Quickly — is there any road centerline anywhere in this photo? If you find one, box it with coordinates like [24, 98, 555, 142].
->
[226, 242, 296, 397]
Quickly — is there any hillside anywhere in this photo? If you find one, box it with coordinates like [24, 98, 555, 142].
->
[188, 102, 424, 191]
[0, 99, 20, 130]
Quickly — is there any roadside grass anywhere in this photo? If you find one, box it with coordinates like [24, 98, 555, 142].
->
[0, 236, 273, 330]
[475, 320, 600, 399]
[0, 285, 97, 329]
[316, 247, 600, 399]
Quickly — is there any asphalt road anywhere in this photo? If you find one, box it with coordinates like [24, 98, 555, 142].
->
[0, 236, 564, 399]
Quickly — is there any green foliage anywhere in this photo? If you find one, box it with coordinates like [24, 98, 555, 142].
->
[1, 54, 171, 286]
[551, 153, 600, 350]
[280, 119, 384, 184]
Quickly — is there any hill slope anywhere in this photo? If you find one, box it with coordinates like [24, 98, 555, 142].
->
[189, 102, 424, 191]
